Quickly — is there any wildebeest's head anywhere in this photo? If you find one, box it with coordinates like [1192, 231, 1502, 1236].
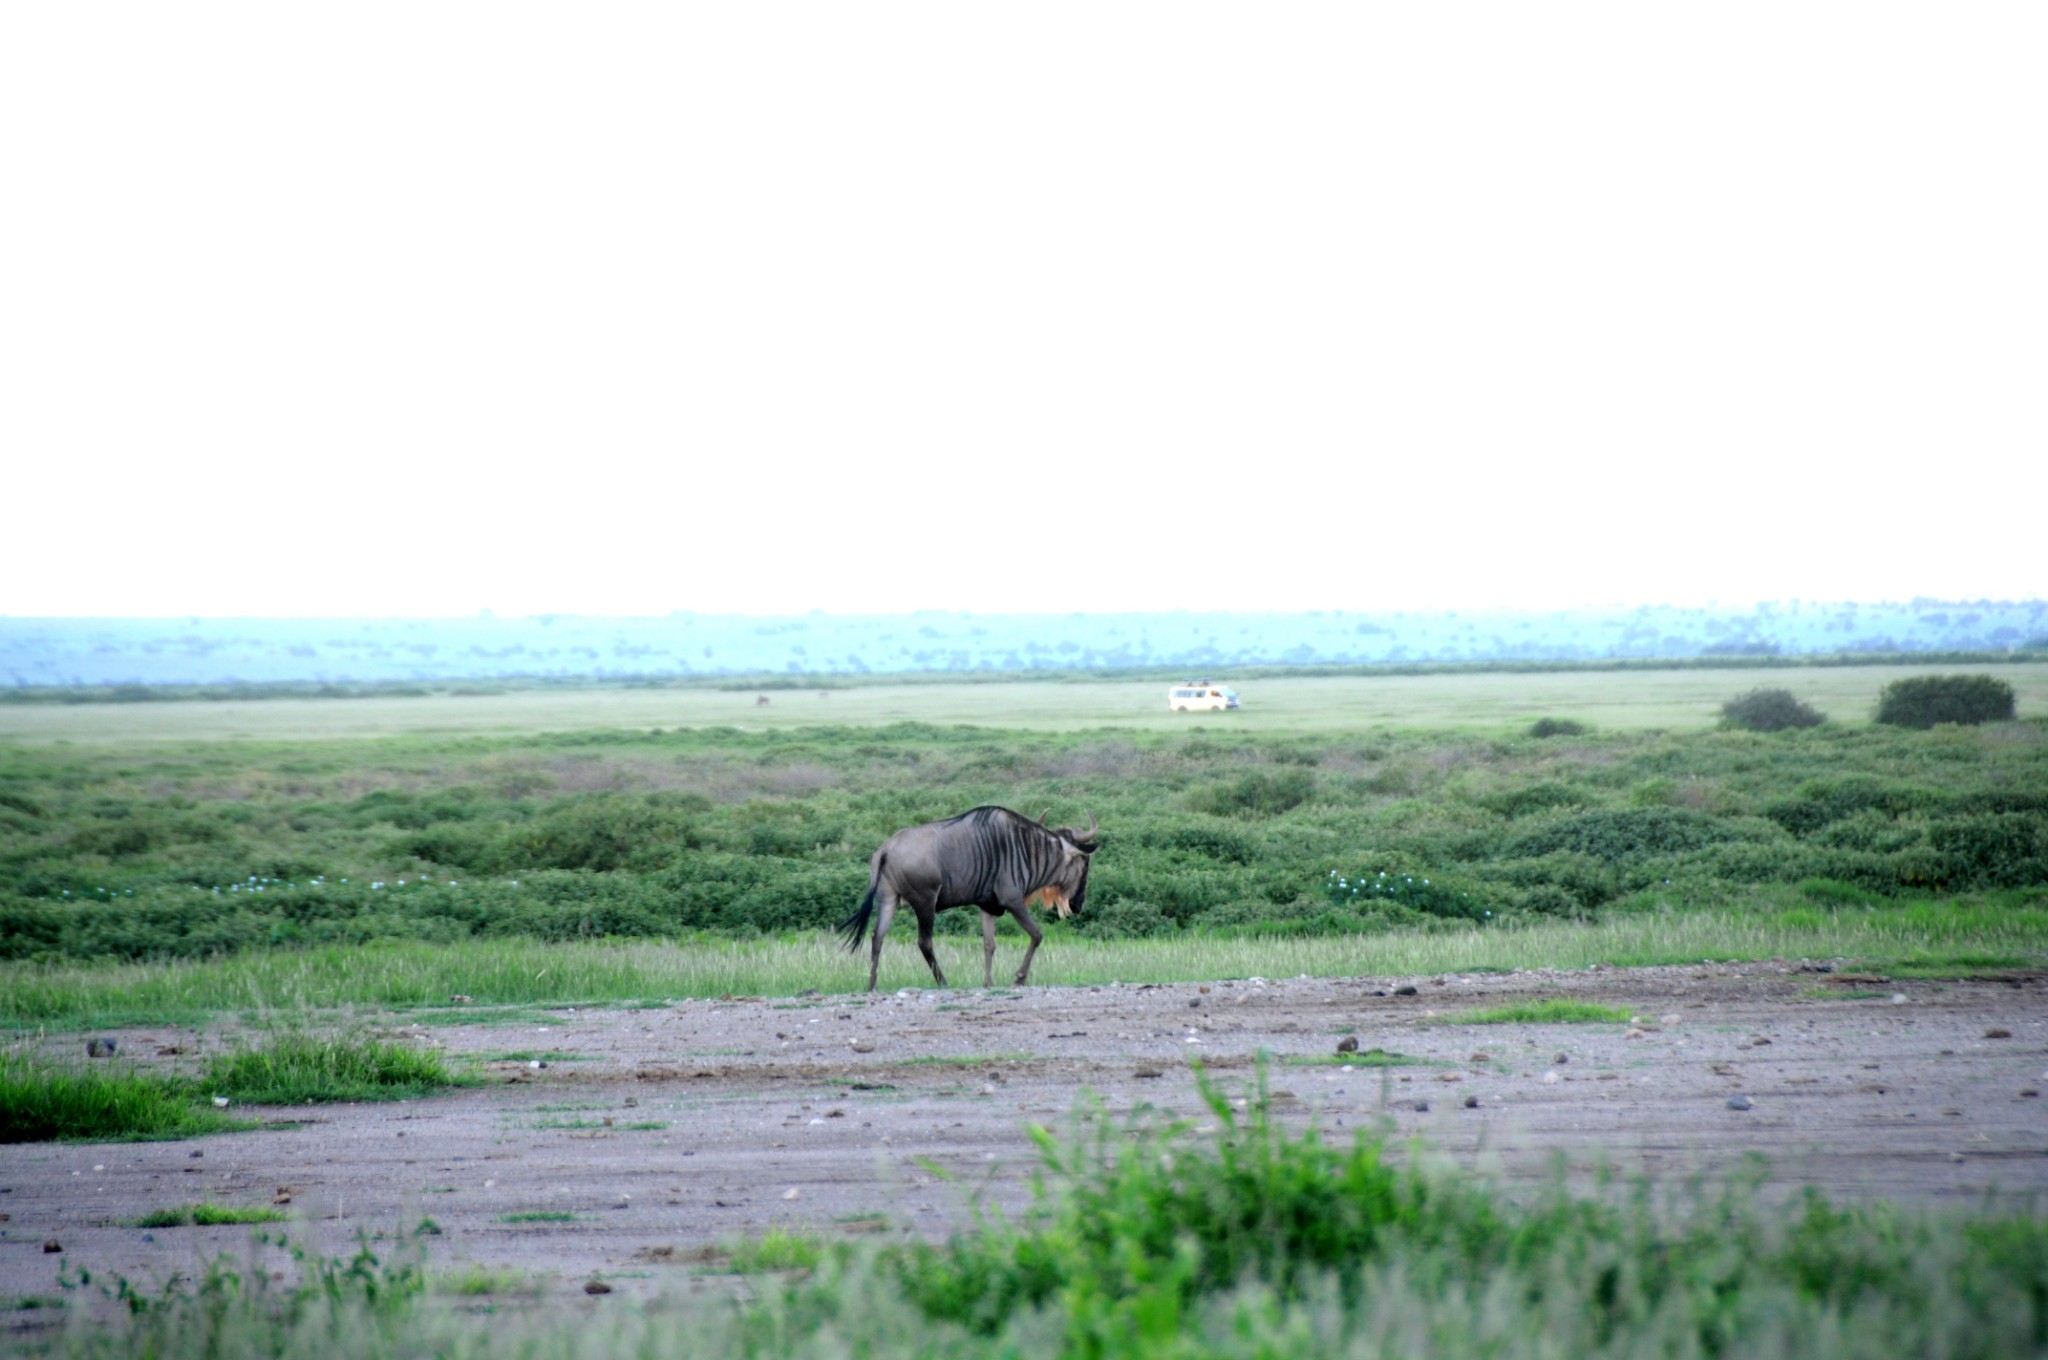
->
[1035, 815, 1098, 918]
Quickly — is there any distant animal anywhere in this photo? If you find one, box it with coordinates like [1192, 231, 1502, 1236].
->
[755, 695, 771, 706]
[839, 807, 1099, 991]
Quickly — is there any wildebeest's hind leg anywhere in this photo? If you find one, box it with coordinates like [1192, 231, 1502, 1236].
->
[866, 889, 900, 992]
[1005, 900, 1045, 985]
[980, 908, 1002, 987]
[915, 898, 947, 987]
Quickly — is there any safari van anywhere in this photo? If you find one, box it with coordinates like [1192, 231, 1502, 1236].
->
[1167, 680, 1239, 712]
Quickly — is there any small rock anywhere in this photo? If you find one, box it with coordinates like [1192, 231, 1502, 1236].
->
[43, 1240, 62, 1253]
[583, 1280, 612, 1295]
[1726, 1095, 1752, 1111]
[449, 994, 472, 1004]
[1188, 999, 1201, 1008]
[189, 1150, 203, 1159]
[1468, 1052, 1490, 1064]
[1394, 985, 1418, 997]
[212, 1096, 230, 1108]
[86, 1037, 117, 1058]
[2020, 1089, 2040, 1099]
[1133, 1068, 1163, 1079]
[1462, 1094, 1478, 1109]
[1985, 1028, 2013, 1040]
[849, 1040, 875, 1054]
[1891, 994, 1908, 1005]
[1542, 1071, 1561, 1084]
[1336, 1036, 1359, 1054]
[1436, 1072, 1463, 1083]
[781, 1187, 801, 1200]
[1411, 1100, 1429, 1112]
[1554, 1053, 1568, 1065]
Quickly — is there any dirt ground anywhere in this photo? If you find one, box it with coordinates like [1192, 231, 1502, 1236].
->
[5, 964, 2045, 1310]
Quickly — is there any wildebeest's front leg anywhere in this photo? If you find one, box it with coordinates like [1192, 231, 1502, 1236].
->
[1003, 898, 1045, 985]
[914, 898, 948, 987]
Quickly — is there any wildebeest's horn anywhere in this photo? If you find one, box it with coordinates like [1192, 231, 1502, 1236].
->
[1083, 813, 1098, 842]
[1036, 808, 1051, 825]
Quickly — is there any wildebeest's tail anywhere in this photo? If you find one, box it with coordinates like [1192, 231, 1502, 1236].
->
[837, 881, 878, 952]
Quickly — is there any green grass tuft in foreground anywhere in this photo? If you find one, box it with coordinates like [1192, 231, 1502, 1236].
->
[1447, 999, 1634, 1024]
[200, 1032, 465, 1105]
[127, 1204, 289, 1228]
[1, 1031, 467, 1145]
[0, 1055, 249, 1144]
[724, 1229, 828, 1274]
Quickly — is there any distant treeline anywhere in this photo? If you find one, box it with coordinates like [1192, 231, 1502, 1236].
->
[7, 600, 2047, 689]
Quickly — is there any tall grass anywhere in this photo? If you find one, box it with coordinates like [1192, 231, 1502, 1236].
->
[4, 899, 2040, 1029]
[2, 1032, 463, 1143]
[0, 1054, 247, 1143]
[201, 1032, 462, 1104]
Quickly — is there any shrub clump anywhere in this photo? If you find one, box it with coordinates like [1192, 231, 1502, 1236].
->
[1721, 687, 1825, 732]
[1528, 717, 1589, 738]
[1875, 674, 2017, 729]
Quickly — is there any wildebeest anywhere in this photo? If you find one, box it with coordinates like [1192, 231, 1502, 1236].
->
[838, 807, 1099, 991]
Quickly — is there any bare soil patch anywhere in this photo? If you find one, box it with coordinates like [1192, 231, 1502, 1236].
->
[6, 965, 2044, 1303]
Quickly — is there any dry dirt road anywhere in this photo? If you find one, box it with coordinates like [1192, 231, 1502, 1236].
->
[5, 964, 2044, 1309]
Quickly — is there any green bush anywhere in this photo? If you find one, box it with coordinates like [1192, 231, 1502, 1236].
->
[1183, 768, 1316, 818]
[1528, 717, 1589, 738]
[1323, 868, 1492, 921]
[1763, 777, 1935, 837]
[1875, 674, 2017, 728]
[1927, 814, 2048, 889]
[1511, 807, 1738, 863]
[1721, 687, 1825, 732]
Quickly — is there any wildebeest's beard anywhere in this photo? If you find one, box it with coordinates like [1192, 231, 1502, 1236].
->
[1026, 857, 1089, 919]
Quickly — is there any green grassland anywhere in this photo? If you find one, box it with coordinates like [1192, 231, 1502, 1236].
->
[1, 666, 2043, 992]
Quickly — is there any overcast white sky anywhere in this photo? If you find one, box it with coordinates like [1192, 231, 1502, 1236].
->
[4, 4, 2043, 618]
